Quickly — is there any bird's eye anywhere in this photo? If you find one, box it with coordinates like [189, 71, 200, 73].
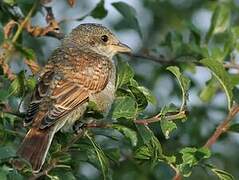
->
[101, 35, 108, 42]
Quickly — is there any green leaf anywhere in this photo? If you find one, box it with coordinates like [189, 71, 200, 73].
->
[200, 58, 233, 109]
[167, 66, 190, 110]
[187, 22, 201, 45]
[7, 169, 23, 180]
[26, 76, 36, 91]
[135, 125, 167, 167]
[206, 164, 234, 180]
[177, 147, 211, 177]
[233, 87, 239, 104]
[112, 124, 138, 146]
[8, 71, 25, 96]
[86, 133, 109, 180]
[112, 96, 137, 119]
[0, 146, 16, 160]
[228, 123, 239, 133]
[160, 106, 177, 139]
[128, 86, 148, 111]
[112, 2, 142, 38]
[16, 0, 36, 16]
[134, 145, 151, 160]
[14, 44, 36, 60]
[199, 78, 218, 102]
[136, 124, 155, 144]
[50, 169, 76, 180]
[160, 119, 176, 139]
[91, 0, 108, 19]
[137, 86, 157, 105]
[0, 90, 10, 102]
[116, 60, 134, 88]
[206, 4, 231, 42]
[104, 148, 120, 164]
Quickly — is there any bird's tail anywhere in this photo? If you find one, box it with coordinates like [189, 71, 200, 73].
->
[17, 127, 55, 173]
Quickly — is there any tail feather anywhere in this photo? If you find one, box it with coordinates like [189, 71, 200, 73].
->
[17, 128, 54, 173]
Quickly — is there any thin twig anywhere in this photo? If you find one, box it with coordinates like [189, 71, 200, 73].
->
[170, 164, 182, 180]
[223, 63, 239, 71]
[130, 53, 239, 71]
[11, 1, 38, 44]
[134, 111, 186, 125]
[204, 105, 239, 148]
[29, 162, 56, 180]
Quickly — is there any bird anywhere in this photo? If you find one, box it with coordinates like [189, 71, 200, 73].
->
[17, 23, 131, 173]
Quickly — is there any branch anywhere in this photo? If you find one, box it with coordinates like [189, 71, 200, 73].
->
[130, 53, 200, 66]
[170, 164, 182, 180]
[29, 162, 56, 180]
[134, 110, 186, 125]
[11, 1, 38, 44]
[223, 63, 239, 71]
[130, 53, 239, 72]
[204, 104, 239, 148]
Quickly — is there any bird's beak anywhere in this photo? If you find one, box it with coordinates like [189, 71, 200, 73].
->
[113, 42, 132, 54]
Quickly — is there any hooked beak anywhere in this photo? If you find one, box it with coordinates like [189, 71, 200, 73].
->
[113, 42, 132, 54]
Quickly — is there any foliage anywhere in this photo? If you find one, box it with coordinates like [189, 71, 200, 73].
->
[0, 0, 239, 180]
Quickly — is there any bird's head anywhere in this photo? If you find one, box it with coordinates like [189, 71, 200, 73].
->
[66, 23, 132, 58]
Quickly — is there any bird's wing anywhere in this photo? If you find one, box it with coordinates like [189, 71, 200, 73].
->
[24, 65, 54, 126]
[25, 50, 112, 129]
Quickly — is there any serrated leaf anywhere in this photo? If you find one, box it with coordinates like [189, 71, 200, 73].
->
[135, 125, 166, 167]
[14, 44, 36, 60]
[200, 58, 233, 110]
[0, 90, 10, 102]
[160, 106, 178, 139]
[167, 66, 190, 110]
[91, 0, 108, 19]
[86, 133, 109, 180]
[206, 4, 231, 42]
[112, 96, 137, 119]
[135, 124, 155, 144]
[134, 145, 151, 160]
[8, 71, 25, 96]
[104, 148, 120, 164]
[178, 147, 211, 177]
[199, 78, 217, 102]
[160, 119, 177, 139]
[16, 0, 35, 16]
[137, 86, 157, 105]
[112, 2, 142, 38]
[211, 169, 234, 180]
[112, 124, 137, 146]
[128, 86, 148, 111]
[206, 164, 234, 180]
[116, 60, 134, 88]
[50, 169, 76, 180]
[232, 88, 239, 104]
[26, 76, 36, 91]
[0, 146, 16, 160]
